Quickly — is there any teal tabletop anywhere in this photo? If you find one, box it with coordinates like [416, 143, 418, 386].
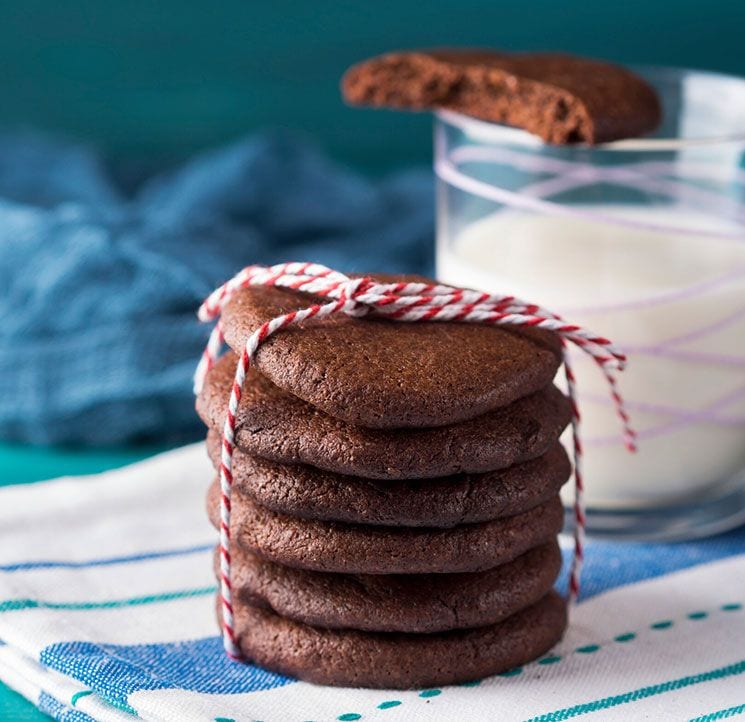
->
[0, 442, 172, 721]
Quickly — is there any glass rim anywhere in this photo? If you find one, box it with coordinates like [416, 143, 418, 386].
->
[435, 64, 745, 152]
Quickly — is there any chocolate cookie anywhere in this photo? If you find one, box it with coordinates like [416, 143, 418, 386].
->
[220, 279, 562, 428]
[207, 484, 564, 574]
[221, 541, 561, 633]
[342, 50, 661, 144]
[228, 591, 567, 688]
[197, 353, 572, 479]
[206, 431, 571, 526]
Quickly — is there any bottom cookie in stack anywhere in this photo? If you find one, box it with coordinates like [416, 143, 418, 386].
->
[228, 591, 566, 689]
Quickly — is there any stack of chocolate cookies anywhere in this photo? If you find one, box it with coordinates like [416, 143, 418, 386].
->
[196, 276, 573, 689]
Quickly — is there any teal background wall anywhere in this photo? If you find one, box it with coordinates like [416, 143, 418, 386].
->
[0, 0, 743, 172]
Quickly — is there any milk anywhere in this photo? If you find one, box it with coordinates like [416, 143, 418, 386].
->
[437, 207, 745, 509]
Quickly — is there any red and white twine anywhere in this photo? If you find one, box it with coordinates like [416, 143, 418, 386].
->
[194, 261, 636, 660]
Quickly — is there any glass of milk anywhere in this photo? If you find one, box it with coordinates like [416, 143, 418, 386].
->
[435, 67, 745, 540]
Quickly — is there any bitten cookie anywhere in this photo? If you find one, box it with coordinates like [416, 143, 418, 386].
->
[222, 541, 562, 633]
[342, 50, 661, 144]
[207, 484, 564, 574]
[228, 591, 568, 688]
[220, 278, 562, 429]
[197, 353, 572, 479]
[206, 432, 571, 526]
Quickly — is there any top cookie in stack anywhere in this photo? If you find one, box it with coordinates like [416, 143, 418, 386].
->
[218, 275, 565, 430]
[196, 273, 573, 689]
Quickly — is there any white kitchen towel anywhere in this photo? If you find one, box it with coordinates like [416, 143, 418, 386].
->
[0, 444, 744, 722]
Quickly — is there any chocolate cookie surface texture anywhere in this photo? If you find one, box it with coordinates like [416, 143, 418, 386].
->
[205, 431, 571, 526]
[343, 49, 661, 144]
[229, 591, 568, 689]
[220, 279, 563, 428]
[197, 352, 572, 479]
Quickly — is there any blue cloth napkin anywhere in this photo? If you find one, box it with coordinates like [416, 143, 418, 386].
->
[0, 133, 433, 445]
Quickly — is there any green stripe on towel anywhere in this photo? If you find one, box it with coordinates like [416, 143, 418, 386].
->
[690, 703, 745, 722]
[70, 690, 94, 707]
[524, 660, 745, 722]
[0, 586, 216, 612]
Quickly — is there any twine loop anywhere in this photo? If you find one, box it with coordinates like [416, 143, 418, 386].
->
[194, 261, 634, 659]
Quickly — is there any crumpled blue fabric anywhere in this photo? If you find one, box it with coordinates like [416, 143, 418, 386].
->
[0, 132, 434, 445]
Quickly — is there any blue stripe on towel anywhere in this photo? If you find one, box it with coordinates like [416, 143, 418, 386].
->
[563, 525, 745, 600]
[40, 637, 293, 709]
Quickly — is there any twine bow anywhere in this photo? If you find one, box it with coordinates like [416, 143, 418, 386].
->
[194, 261, 635, 659]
